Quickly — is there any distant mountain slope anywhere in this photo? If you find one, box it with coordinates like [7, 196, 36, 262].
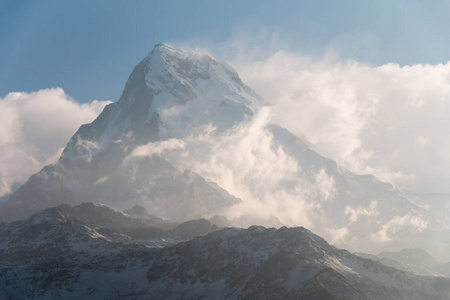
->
[403, 191, 450, 229]
[358, 248, 450, 278]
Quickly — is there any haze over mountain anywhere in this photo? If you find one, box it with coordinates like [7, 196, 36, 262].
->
[1, 44, 449, 263]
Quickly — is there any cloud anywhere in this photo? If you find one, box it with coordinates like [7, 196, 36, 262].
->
[0, 88, 110, 197]
[345, 201, 379, 224]
[224, 44, 450, 193]
[182, 25, 450, 193]
[128, 138, 186, 159]
[371, 213, 429, 242]
[144, 108, 339, 229]
[327, 226, 350, 244]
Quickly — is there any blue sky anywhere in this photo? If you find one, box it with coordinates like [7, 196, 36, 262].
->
[2, 0, 450, 102]
[2, 0, 450, 194]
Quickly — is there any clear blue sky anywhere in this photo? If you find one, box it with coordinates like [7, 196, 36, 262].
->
[2, 0, 450, 102]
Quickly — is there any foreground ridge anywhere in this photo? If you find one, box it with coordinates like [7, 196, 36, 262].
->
[1, 204, 449, 299]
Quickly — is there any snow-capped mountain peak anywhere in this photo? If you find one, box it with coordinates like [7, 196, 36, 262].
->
[2, 44, 449, 264]
[142, 43, 215, 101]
[1, 45, 252, 223]
[59, 43, 260, 160]
[142, 43, 247, 100]
[144, 44, 259, 137]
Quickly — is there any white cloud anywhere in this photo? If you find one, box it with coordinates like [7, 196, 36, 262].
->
[188, 25, 450, 193]
[227, 48, 450, 193]
[327, 226, 350, 244]
[371, 213, 429, 242]
[345, 201, 378, 224]
[128, 138, 186, 159]
[0, 88, 110, 197]
[151, 108, 339, 229]
[415, 135, 427, 147]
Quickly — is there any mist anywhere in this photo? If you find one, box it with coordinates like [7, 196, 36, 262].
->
[234, 53, 450, 194]
[0, 88, 110, 197]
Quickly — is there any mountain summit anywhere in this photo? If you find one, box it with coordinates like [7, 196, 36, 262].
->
[1, 44, 256, 222]
[62, 43, 258, 153]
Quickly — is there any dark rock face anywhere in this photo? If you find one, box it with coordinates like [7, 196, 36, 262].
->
[170, 218, 218, 238]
